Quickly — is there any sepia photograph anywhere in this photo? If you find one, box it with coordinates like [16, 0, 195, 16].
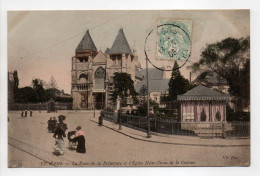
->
[6, 9, 250, 168]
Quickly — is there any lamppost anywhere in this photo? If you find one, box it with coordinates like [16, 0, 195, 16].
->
[93, 100, 95, 118]
[144, 23, 191, 139]
[119, 93, 123, 130]
[146, 57, 151, 138]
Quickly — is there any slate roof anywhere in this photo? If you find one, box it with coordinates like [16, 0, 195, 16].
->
[93, 50, 106, 63]
[135, 79, 170, 93]
[104, 48, 111, 55]
[205, 72, 227, 84]
[134, 68, 169, 93]
[135, 67, 143, 80]
[109, 28, 133, 55]
[193, 71, 227, 85]
[177, 84, 229, 101]
[76, 30, 97, 51]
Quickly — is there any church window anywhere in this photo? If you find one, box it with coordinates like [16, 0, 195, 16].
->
[79, 57, 88, 62]
[79, 73, 88, 83]
[117, 55, 122, 66]
[111, 55, 116, 66]
[94, 67, 106, 89]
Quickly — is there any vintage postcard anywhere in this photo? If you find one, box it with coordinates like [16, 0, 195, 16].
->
[7, 10, 250, 168]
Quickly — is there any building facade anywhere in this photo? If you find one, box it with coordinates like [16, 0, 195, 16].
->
[71, 29, 141, 110]
[134, 68, 169, 108]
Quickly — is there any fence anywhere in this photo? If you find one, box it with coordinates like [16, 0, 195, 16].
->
[8, 102, 73, 111]
[101, 110, 250, 138]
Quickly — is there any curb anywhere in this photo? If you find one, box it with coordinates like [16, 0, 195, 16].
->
[90, 119, 250, 148]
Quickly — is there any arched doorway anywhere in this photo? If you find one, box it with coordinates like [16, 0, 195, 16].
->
[81, 100, 87, 109]
[95, 93, 105, 109]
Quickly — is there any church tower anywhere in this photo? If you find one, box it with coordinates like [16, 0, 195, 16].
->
[106, 28, 134, 79]
[106, 28, 135, 108]
[71, 30, 98, 110]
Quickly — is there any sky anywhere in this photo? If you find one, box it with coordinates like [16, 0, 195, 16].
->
[8, 10, 250, 94]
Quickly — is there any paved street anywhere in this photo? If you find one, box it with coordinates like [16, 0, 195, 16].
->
[8, 111, 250, 167]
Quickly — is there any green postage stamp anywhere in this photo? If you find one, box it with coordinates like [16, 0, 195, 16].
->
[157, 19, 192, 61]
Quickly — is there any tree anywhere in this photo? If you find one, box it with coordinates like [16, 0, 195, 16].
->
[136, 100, 159, 116]
[190, 37, 250, 110]
[139, 84, 148, 96]
[45, 88, 58, 101]
[32, 79, 46, 102]
[15, 87, 38, 103]
[48, 76, 58, 89]
[13, 70, 19, 102]
[138, 84, 147, 106]
[168, 61, 194, 100]
[111, 72, 137, 103]
[13, 70, 19, 91]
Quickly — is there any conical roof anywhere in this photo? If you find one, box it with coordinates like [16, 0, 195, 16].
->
[109, 28, 133, 55]
[76, 30, 97, 51]
[177, 84, 229, 101]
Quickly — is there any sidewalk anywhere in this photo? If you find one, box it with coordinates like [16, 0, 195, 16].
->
[90, 118, 250, 147]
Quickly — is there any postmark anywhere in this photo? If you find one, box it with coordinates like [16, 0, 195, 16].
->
[157, 19, 192, 61]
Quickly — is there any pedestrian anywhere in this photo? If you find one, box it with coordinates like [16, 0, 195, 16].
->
[21, 110, 24, 117]
[24, 110, 27, 117]
[53, 115, 68, 156]
[30, 110, 33, 117]
[47, 117, 53, 132]
[53, 117, 57, 125]
[72, 126, 86, 153]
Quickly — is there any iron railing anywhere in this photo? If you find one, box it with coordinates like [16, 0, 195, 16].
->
[101, 110, 250, 138]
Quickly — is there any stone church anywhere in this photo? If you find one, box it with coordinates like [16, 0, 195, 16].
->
[71, 28, 141, 110]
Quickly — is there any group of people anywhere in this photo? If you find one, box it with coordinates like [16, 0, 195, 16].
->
[21, 110, 33, 117]
[50, 115, 86, 156]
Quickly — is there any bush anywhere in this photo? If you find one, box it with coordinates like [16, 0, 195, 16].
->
[226, 106, 250, 121]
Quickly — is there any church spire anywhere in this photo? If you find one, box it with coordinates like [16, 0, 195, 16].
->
[109, 28, 133, 55]
[76, 30, 97, 51]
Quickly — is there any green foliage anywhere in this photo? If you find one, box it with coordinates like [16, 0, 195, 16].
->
[135, 100, 159, 116]
[13, 70, 19, 91]
[48, 76, 58, 89]
[168, 61, 194, 100]
[190, 37, 250, 110]
[136, 103, 147, 116]
[45, 88, 57, 101]
[13, 70, 19, 102]
[14, 87, 38, 103]
[150, 100, 159, 112]
[228, 59, 250, 108]
[32, 79, 46, 102]
[139, 84, 147, 96]
[138, 84, 147, 106]
[12, 70, 70, 103]
[226, 105, 250, 121]
[111, 72, 137, 102]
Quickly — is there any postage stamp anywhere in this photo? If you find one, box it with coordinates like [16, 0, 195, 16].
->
[157, 19, 192, 61]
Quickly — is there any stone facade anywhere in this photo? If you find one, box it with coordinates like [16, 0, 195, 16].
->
[71, 29, 141, 110]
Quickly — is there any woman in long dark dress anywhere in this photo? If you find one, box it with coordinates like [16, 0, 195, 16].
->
[53, 115, 68, 156]
[47, 117, 53, 132]
[73, 126, 86, 153]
